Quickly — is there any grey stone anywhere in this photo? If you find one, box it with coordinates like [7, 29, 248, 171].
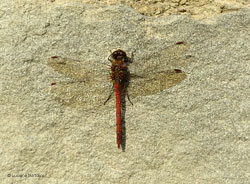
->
[0, 1, 249, 183]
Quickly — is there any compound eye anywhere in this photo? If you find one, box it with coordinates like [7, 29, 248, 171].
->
[112, 52, 118, 59]
[111, 49, 127, 60]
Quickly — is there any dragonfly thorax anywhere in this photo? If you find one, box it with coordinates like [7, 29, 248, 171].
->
[111, 64, 127, 83]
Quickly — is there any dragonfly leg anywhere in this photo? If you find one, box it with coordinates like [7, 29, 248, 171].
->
[128, 50, 135, 63]
[108, 50, 113, 62]
[131, 50, 134, 62]
[126, 89, 133, 106]
[104, 84, 114, 105]
[130, 73, 143, 79]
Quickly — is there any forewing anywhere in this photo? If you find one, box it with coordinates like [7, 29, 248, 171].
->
[129, 42, 193, 75]
[48, 56, 95, 81]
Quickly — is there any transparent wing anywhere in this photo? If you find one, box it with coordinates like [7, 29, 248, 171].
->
[48, 56, 102, 81]
[129, 42, 193, 75]
[49, 80, 115, 109]
[127, 42, 192, 98]
[48, 56, 114, 109]
[128, 70, 186, 98]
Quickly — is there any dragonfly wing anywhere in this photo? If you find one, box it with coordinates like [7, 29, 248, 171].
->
[48, 56, 115, 109]
[128, 70, 187, 98]
[129, 42, 193, 75]
[127, 42, 192, 98]
[49, 80, 115, 109]
[160, 42, 193, 67]
[48, 56, 95, 81]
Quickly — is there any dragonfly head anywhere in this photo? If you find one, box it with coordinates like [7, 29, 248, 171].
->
[111, 49, 127, 61]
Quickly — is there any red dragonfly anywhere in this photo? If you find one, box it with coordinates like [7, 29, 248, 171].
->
[48, 42, 193, 149]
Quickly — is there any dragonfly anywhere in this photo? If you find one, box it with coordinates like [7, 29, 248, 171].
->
[48, 42, 193, 149]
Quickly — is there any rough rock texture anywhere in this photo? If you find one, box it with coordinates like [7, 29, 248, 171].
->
[1, 0, 249, 184]
[72, 0, 250, 19]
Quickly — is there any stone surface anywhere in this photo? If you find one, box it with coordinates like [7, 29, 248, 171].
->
[82, 0, 250, 19]
[0, 1, 249, 184]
